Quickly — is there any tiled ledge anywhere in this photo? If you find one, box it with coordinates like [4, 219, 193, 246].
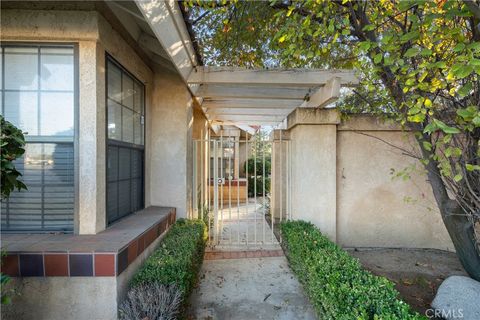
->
[1, 206, 175, 277]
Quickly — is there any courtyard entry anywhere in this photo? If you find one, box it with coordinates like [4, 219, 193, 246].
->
[191, 129, 291, 249]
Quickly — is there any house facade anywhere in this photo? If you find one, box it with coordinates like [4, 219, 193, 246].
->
[1, 1, 453, 319]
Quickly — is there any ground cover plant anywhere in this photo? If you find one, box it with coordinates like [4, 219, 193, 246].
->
[281, 220, 426, 319]
[120, 219, 207, 319]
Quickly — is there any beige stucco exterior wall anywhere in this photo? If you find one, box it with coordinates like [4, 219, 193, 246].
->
[284, 110, 452, 250]
[149, 70, 192, 218]
[336, 116, 453, 251]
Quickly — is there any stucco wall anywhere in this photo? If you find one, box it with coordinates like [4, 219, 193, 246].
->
[283, 110, 453, 251]
[149, 70, 192, 218]
[336, 116, 453, 251]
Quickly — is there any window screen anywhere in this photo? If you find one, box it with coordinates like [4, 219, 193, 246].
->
[1, 44, 76, 232]
[106, 56, 144, 225]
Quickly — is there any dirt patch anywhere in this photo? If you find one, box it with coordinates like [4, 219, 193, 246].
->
[347, 248, 467, 317]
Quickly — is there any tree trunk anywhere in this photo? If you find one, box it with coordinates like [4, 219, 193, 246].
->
[417, 135, 480, 281]
[441, 200, 480, 281]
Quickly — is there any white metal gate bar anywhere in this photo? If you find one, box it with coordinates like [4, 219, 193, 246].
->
[192, 130, 290, 248]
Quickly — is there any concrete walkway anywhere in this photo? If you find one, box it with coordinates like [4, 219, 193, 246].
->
[211, 199, 280, 250]
[188, 255, 316, 320]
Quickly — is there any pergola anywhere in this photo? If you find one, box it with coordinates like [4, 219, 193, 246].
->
[129, 0, 358, 129]
[189, 67, 358, 128]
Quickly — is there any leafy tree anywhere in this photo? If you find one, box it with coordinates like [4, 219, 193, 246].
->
[1, 115, 27, 200]
[185, 0, 480, 280]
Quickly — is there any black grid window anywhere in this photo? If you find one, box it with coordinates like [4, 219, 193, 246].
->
[1, 44, 76, 232]
[106, 56, 145, 225]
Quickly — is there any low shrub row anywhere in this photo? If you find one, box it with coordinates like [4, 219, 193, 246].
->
[280, 220, 425, 320]
[120, 219, 207, 320]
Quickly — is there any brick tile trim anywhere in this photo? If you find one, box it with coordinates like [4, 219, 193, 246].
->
[1, 210, 176, 278]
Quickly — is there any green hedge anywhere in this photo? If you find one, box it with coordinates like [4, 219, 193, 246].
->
[131, 219, 207, 300]
[280, 221, 425, 320]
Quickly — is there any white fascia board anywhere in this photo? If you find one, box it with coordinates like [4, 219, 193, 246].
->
[134, 0, 197, 82]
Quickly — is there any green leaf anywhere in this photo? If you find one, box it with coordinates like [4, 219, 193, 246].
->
[457, 82, 473, 97]
[424, 122, 438, 134]
[472, 116, 480, 126]
[408, 113, 425, 123]
[373, 53, 383, 64]
[420, 48, 432, 56]
[453, 43, 465, 52]
[466, 164, 480, 171]
[358, 41, 371, 51]
[470, 58, 480, 66]
[422, 141, 432, 151]
[404, 48, 419, 58]
[467, 42, 480, 51]
[457, 106, 476, 119]
[453, 65, 474, 79]
[362, 24, 376, 31]
[400, 31, 420, 42]
[453, 174, 462, 182]
[434, 119, 461, 134]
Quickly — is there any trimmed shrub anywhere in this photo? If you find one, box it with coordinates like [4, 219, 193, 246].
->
[129, 219, 206, 313]
[280, 220, 426, 320]
[119, 283, 182, 320]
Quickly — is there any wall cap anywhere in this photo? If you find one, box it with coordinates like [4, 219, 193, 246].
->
[270, 129, 290, 141]
[287, 108, 340, 130]
[338, 114, 406, 131]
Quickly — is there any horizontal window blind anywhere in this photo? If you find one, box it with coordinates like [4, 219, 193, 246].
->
[1, 143, 74, 231]
[1, 44, 76, 232]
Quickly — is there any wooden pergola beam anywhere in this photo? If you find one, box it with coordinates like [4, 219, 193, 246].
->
[188, 67, 359, 87]
[234, 124, 257, 135]
[203, 98, 302, 109]
[195, 84, 313, 100]
[300, 77, 341, 108]
[206, 108, 291, 116]
[211, 120, 283, 126]
[211, 114, 287, 122]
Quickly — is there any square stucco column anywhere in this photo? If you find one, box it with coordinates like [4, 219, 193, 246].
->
[287, 108, 339, 241]
[77, 41, 106, 234]
[270, 130, 290, 222]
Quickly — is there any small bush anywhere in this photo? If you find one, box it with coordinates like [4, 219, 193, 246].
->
[119, 283, 182, 320]
[281, 220, 425, 320]
[1, 115, 27, 200]
[131, 219, 206, 302]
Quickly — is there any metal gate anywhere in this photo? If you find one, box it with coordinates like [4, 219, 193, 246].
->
[191, 130, 291, 248]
